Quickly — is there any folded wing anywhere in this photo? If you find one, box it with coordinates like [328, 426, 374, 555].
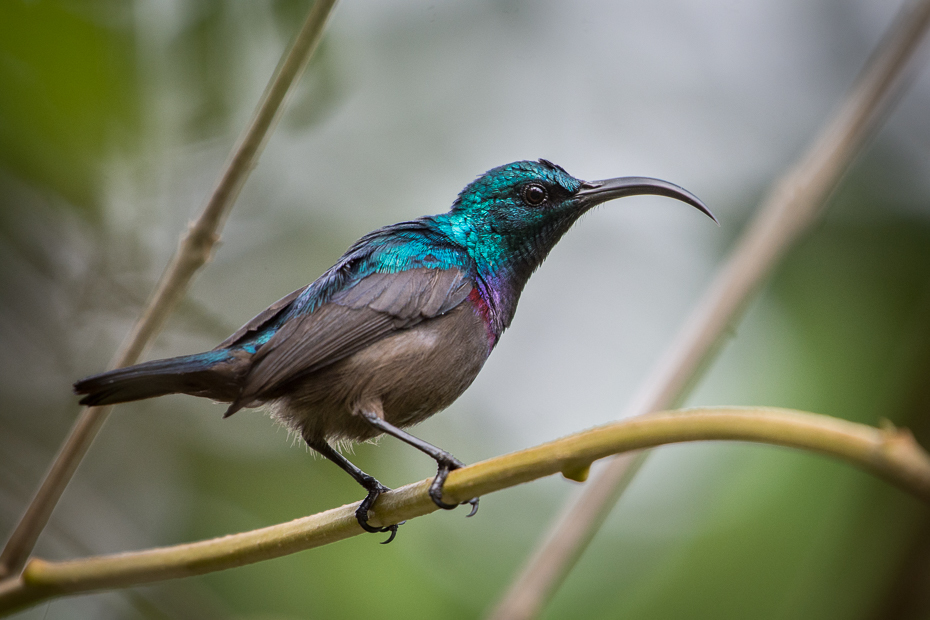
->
[225, 267, 473, 415]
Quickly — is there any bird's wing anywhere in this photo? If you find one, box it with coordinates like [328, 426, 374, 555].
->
[215, 286, 309, 350]
[227, 267, 473, 412]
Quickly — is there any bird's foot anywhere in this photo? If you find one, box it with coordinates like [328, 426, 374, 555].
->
[356, 481, 402, 544]
[429, 458, 480, 516]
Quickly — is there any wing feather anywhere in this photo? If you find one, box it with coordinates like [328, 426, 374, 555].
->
[215, 286, 308, 350]
[228, 267, 473, 412]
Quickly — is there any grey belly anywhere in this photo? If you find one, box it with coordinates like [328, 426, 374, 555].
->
[268, 303, 491, 444]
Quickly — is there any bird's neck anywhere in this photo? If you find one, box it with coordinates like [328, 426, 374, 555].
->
[429, 212, 578, 341]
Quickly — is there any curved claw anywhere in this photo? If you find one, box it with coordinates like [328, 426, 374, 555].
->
[429, 489, 461, 510]
[355, 482, 402, 543]
[379, 524, 400, 544]
[356, 510, 394, 534]
[429, 462, 480, 515]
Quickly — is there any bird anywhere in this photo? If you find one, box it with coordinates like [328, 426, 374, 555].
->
[74, 159, 716, 542]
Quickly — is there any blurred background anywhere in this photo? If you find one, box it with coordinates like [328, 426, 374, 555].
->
[2, 0, 930, 618]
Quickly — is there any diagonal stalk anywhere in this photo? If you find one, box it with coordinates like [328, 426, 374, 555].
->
[0, 0, 339, 581]
[487, 1, 930, 618]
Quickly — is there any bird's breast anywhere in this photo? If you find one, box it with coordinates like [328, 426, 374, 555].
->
[273, 301, 492, 442]
[467, 287, 499, 347]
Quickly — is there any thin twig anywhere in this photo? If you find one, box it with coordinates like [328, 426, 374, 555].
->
[0, 407, 928, 615]
[0, 0, 339, 580]
[488, 1, 930, 618]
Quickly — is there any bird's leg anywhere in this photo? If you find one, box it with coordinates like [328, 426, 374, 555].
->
[358, 410, 479, 516]
[305, 437, 400, 544]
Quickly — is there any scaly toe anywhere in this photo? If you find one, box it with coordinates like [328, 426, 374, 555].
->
[429, 489, 461, 510]
[355, 484, 402, 542]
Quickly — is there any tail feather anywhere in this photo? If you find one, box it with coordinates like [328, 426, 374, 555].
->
[74, 350, 248, 407]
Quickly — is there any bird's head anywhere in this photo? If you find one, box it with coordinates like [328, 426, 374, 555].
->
[445, 159, 716, 277]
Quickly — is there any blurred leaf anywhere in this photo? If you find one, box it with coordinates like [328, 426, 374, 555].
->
[0, 0, 140, 212]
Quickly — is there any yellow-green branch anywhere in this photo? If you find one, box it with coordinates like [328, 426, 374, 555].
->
[1, 407, 928, 615]
[491, 3, 930, 617]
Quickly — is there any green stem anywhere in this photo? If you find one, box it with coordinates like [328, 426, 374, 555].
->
[1, 407, 928, 615]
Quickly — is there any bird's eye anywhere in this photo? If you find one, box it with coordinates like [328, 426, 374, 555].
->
[522, 183, 548, 206]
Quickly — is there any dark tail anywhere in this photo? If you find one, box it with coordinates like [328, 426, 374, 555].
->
[74, 350, 247, 407]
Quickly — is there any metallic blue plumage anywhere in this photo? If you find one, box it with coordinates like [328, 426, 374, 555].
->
[74, 160, 715, 540]
[230, 160, 595, 351]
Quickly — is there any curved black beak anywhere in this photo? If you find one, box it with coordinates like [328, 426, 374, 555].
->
[575, 177, 718, 225]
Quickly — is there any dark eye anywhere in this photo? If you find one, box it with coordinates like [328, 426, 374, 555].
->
[522, 183, 548, 206]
